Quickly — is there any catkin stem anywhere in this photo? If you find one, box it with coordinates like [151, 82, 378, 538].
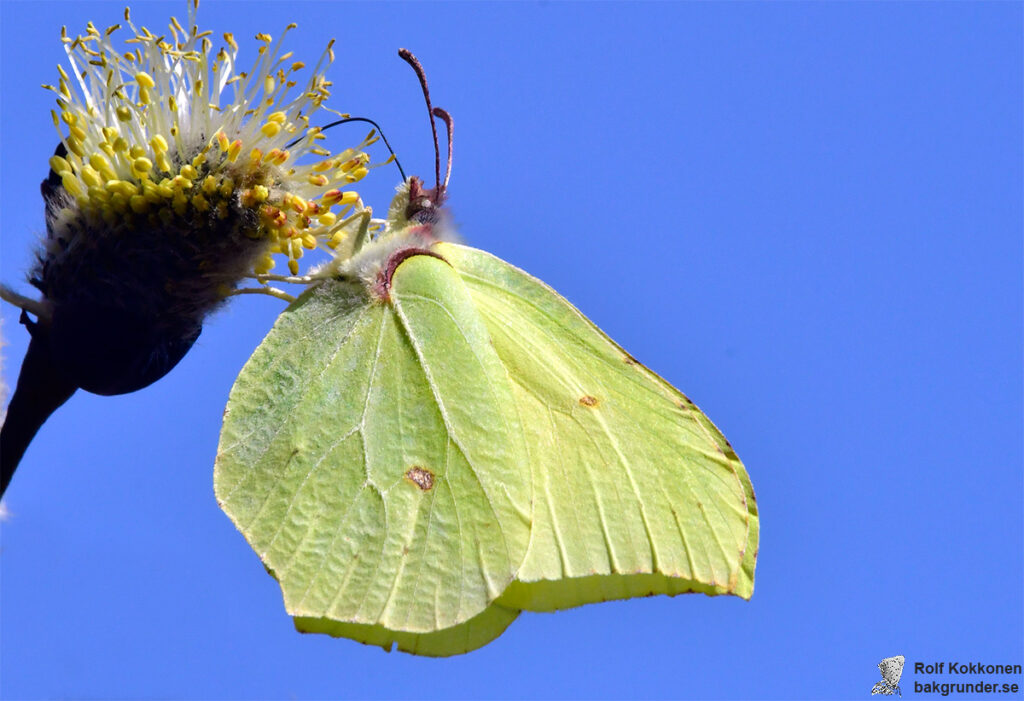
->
[247, 273, 315, 284]
[227, 286, 296, 303]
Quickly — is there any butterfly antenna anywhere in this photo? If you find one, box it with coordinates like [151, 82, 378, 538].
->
[286, 117, 406, 181]
[398, 48, 442, 194]
[432, 107, 453, 191]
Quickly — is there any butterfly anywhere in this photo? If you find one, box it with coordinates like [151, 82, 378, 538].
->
[213, 49, 759, 656]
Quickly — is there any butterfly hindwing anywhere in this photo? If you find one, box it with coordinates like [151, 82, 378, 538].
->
[437, 242, 758, 610]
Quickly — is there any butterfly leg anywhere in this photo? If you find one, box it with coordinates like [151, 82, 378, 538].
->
[225, 286, 297, 303]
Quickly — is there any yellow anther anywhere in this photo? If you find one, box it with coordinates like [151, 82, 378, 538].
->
[59, 172, 82, 197]
[288, 259, 299, 275]
[202, 175, 218, 195]
[307, 173, 328, 187]
[49, 155, 73, 175]
[132, 156, 153, 175]
[254, 255, 275, 275]
[69, 126, 87, 143]
[66, 138, 85, 158]
[112, 137, 129, 152]
[61, 110, 77, 126]
[101, 126, 118, 142]
[129, 194, 149, 213]
[138, 87, 151, 105]
[312, 159, 334, 172]
[134, 71, 155, 88]
[106, 179, 138, 197]
[329, 231, 346, 249]
[291, 61, 305, 71]
[109, 193, 129, 214]
[215, 132, 230, 151]
[180, 164, 198, 180]
[301, 233, 317, 249]
[249, 147, 263, 164]
[80, 165, 102, 188]
[345, 166, 369, 183]
[172, 174, 193, 190]
[89, 153, 115, 179]
[267, 149, 289, 165]
[264, 76, 276, 94]
[321, 189, 358, 207]
[318, 211, 337, 226]
[150, 134, 169, 153]
[192, 193, 210, 212]
[86, 185, 109, 203]
[116, 106, 133, 122]
[154, 153, 170, 173]
[266, 111, 287, 124]
[226, 139, 242, 162]
[157, 182, 175, 198]
[143, 182, 162, 203]
[191, 152, 207, 169]
[129, 145, 146, 159]
[260, 121, 281, 138]
[219, 177, 234, 197]
[172, 192, 188, 216]
[252, 185, 269, 203]
[339, 155, 367, 172]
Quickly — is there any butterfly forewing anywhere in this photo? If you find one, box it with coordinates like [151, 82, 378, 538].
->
[215, 255, 531, 650]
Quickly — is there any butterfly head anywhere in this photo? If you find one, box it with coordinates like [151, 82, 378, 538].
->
[381, 51, 454, 237]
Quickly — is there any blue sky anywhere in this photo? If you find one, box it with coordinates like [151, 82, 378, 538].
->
[1, 2, 1021, 699]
